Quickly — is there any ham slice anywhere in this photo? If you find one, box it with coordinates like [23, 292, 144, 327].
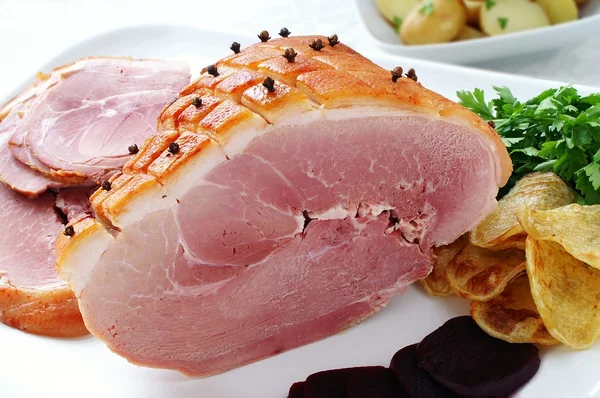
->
[55, 188, 94, 222]
[0, 183, 87, 337]
[2, 57, 190, 196]
[0, 78, 62, 197]
[56, 36, 512, 375]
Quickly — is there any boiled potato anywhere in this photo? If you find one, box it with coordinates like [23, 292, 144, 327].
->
[535, 0, 578, 24]
[464, 0, 482, 27]
[400, 0, 467, 45]
[480, 0, 550, 36]
[376, 0, 420, 27]
[455, 26, 486, 41]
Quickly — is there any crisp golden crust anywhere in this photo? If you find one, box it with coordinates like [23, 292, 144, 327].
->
[125, 130, 181, 173]
[97, 173, 160, 226]
[0, 283, 87, 337]
[86, 35, 511, 229]
[147, 132, 212, 181]
[177, 95, 222, 132]
[241, 81, 314, 124]
[55, 214, 100, 261]
[257, 55, 333, 86]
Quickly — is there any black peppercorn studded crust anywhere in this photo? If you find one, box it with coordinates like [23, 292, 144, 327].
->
[56, 35, 511, 291]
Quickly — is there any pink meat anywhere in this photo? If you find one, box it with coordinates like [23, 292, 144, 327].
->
[8, 58, 190, 185]
[0, 184, 64, 290]
[76, 116, 497, 375]
[0, 99, 61, 197]
[55, 187, 94, 221]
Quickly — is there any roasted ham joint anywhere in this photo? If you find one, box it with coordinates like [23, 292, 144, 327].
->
[1, 35, 510, 376]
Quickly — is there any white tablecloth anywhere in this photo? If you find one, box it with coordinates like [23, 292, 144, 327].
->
[1, 0, 599, 97]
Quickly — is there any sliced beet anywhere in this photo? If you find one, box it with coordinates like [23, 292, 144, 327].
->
[288, 381, 305, 398]
[415, 316, 540, 398]
[304, 366, 405, 398]
[390, 344, 460, 398]
[345, 367, 405, 398]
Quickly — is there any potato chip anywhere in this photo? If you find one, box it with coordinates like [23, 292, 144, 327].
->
[470, 172, 576, 249]
[526, 237, 600, 349]
[471, 275, 558, 345]
[420, 234, 469, 297]
[446, 242, 526, 301]
[518, 204, 600, 270]
[484, 232, 527, 251]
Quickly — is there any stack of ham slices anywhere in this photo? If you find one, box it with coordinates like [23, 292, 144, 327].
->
[0, 57, 190, 336]
[53, 35, 512, 375]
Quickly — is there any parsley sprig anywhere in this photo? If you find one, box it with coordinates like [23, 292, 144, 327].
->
[457, 86, 600, 204]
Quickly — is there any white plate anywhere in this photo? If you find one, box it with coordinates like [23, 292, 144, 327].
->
[355, 0, 600, 64]
[2, 25, 600, 398]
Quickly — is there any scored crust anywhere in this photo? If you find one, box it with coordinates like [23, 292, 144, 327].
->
[57, 36, 512, 284]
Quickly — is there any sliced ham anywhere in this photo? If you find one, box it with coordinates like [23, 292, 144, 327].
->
[2, 57, 190, 196]
[56, 37, 512, 375]
[0, 183, 86, 337]
[55, 187, 94, 221]
[0, 57, 189, 336]
[0, 79, 62, 197]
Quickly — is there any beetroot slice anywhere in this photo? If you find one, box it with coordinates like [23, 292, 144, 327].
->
[345, 367, 405, 398]
[303, 366, 405, 397]
[288, 381, 305, 398]
[415, 316, 540, 398]
[390, 344, 460, 398]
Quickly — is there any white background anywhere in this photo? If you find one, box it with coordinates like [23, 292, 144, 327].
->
[0, 0, 599, 96]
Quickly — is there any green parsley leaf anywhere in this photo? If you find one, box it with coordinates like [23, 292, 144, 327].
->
[533, 160, 557, 172]
[498, 17, 509, 30]
[493, 86, 517, 105]
[457, 86, 600, 204]
[485, 0, 496, 10]
[501, 137, 525, 148]
[576, 169, 600, 205]
[583, 163, 600, 190]
[393, 16, 403, 33]
[419, 1, 435, 16]
[582, 93, 600, 106]
[554, 147, 587, 180]
[512, 147, 540, 157]
[456, 89, 494, 120]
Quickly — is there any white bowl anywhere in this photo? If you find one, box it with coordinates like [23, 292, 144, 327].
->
[355, 0, 600, 64]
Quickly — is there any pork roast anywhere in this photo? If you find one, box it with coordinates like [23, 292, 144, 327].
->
[56, 36, 511, 375]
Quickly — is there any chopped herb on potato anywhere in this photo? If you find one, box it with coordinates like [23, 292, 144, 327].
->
[393, 16, 403, 33]
[419, 1, 435, 16]
[498, 17, 509, 30]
